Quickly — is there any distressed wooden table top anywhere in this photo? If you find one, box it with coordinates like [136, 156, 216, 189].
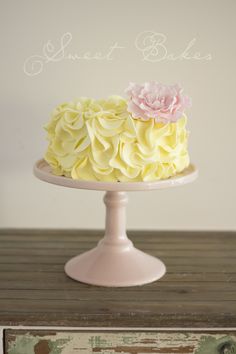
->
[0, 229, 235, 327]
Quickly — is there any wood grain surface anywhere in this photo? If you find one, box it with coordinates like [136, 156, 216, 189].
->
[0, 229, 235, 327]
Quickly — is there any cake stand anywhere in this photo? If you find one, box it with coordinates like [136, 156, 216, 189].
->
[34, 159, 198, 287]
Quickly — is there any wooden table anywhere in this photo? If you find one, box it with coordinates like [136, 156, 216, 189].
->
[0, 229, 236, 353]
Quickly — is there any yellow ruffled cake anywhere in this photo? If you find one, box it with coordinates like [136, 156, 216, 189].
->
[44, 82, 191, 182]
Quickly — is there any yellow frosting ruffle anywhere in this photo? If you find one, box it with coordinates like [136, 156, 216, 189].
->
[44, 96, 190, 182]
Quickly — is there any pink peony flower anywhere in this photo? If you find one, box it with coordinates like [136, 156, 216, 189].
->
[125, 81, 191, 123]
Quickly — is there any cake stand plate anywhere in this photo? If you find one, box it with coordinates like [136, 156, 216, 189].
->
[34, 159, 198, 287]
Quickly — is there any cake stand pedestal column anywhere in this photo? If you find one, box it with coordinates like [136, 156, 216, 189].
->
[101, 191, 132, 248]
[64, 190, 166, 287]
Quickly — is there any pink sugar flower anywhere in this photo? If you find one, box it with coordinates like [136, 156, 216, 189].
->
[125, 81, 191, 123]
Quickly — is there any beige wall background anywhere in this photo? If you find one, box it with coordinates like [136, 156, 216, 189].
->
[1, 0, 236, 230]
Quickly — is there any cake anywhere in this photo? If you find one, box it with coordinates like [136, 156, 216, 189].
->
[44, 82, 191, 182]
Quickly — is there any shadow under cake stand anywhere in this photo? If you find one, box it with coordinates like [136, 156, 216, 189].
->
[34, 159, 198, 287]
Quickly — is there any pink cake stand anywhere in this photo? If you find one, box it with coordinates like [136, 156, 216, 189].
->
[34, 159, 198, 287]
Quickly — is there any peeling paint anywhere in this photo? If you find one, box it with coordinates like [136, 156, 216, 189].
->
[5, 330, 236, 354]
[195, 335, 236, 354]
[7, 333, 71, 354]
[34, 340, 50, 354]
[92, 344, 195, 353]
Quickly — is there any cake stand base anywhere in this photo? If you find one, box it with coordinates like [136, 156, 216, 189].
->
[64, 238, 166, 287]
[65, 191, 166, 287]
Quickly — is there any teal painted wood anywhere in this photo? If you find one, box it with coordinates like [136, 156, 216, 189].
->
[5, 330, 236, 354]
